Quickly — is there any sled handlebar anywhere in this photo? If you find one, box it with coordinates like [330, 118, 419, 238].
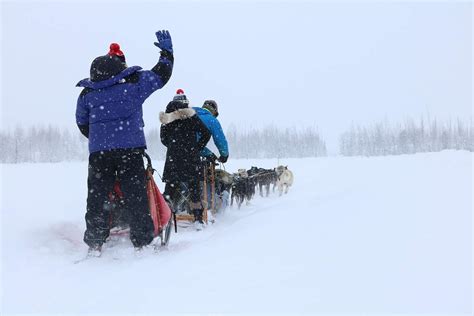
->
[143, 152, 153, 169]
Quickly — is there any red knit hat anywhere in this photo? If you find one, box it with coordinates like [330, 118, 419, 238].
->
[173, 89, 189, 104]
[89, 43, 127, 82]
[108, 43, 126, 63]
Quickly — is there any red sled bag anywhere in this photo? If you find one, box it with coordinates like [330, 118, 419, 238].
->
[109, 152, 173, 247]
[146, 164, 172, 237]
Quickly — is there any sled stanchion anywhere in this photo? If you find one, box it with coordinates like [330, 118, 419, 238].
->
[202, 164, 208, 224]
[143, 152, 152, 170]
[173, 212, 177, 233]
[210, 163, 216, 214]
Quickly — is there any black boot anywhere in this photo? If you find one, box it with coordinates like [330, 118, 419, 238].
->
[193, 209, 205, 231]
[87, 244, 102, 258]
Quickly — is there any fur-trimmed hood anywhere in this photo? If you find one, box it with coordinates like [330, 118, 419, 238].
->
[159, 108, 196, 125]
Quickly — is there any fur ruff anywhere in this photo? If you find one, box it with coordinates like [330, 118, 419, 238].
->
[159, 108, 196, 125]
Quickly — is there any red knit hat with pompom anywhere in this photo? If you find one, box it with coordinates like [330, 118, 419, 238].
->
[173, 89, 189, 104]
[108, 43, 126, 63]
[89, 43, 127, 82]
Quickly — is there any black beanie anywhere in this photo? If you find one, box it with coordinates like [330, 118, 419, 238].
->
[173, 89, 189, 104]
[90, 55, 127, 82]
[203, 100, 219, 117]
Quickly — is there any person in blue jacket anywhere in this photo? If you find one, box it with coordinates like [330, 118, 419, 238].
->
[193, 100, 229, 163]
[193, 100, 230, 212]
[75, 30, 173, 255]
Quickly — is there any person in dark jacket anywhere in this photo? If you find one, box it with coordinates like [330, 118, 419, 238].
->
[193, 100, 229, 163]
[160, 90, 211, 230]
[75, 30, 174, 255]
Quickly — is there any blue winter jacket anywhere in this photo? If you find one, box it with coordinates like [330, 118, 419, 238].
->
[76, 58, 172, 153]
[193, 107, 229, 158]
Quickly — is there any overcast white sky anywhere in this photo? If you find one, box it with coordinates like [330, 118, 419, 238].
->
[1, 1, 472, 152]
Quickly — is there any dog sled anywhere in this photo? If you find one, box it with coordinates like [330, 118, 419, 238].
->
[170, 160, 231, 226]
[108, 152, 173, 247]
[109, 154, 232, 239]
[172, 160, 217, 224]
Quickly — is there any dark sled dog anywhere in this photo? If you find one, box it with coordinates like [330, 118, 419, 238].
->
[231, 169, 255, 209]
[247, 166, 278, 197]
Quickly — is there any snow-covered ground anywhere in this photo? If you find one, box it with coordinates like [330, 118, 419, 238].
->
[1, 151, 472, 315]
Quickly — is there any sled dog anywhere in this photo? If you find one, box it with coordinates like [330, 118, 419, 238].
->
[231, 169, 255, 208]
[248, 166, 277, 197]
[275, 165, 294, 196]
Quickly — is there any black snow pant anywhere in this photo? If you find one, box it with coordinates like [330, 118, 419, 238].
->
[164, 178, 203, 221]
[84, 149, 154, 248]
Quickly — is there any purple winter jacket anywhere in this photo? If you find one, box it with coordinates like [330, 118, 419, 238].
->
[76, 56, 172, 153]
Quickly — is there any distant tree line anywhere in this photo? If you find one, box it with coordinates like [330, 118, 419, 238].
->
[0, 125, 88, 163]
[339, 117, 473, 156]
[2, 117, 470, 163]
[225, 124, 327, 159]
[0, 124, 327, 163]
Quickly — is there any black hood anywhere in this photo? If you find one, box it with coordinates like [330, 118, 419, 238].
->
[90, 55, 127, 82]
[165, 100, 190, 113]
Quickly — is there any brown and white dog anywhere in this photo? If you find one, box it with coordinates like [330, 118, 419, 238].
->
[275, 165, 294, 196]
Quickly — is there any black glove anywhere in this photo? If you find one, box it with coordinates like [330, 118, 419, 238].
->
[203, 153, 218, 163]
[210, 153, 218, 161]
[218, 155, 228, 163]
[77, 124, 89, 139]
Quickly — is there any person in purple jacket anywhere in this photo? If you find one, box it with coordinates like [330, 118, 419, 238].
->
[75, 30, 173, 255]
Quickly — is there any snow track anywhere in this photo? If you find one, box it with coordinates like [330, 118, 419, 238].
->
[1, 152, 471, 314]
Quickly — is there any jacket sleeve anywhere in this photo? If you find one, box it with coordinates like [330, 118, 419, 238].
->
[160, 124, 170, 147]
[138, 50, 174, 101]
[195, 118, 211, 152]
[208, 117, 229, 157]
[75, 91, 90, 138]
[201, 147, 214, 157]
[77, 125, 89, 138]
